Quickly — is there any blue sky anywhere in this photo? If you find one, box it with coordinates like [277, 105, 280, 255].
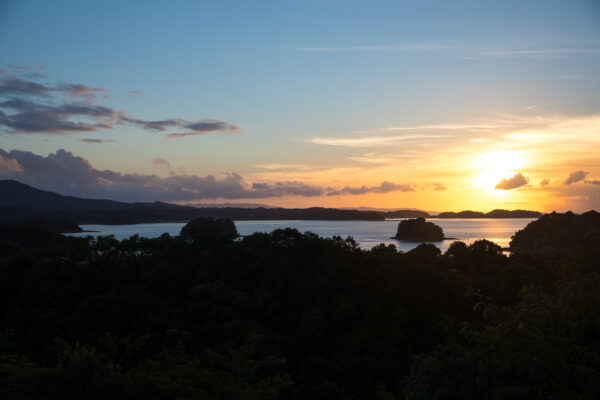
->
[1, 0, 599, 210]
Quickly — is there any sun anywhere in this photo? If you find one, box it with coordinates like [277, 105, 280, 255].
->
[472, 151, 524, 189]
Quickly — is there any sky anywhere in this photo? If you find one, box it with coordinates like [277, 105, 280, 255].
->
[1, 0, 599, 212]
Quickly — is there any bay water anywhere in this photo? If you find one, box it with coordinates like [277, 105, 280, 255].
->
[69, 218, 535, 253]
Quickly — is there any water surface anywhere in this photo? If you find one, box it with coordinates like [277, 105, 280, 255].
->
[70, 218, 535, 253]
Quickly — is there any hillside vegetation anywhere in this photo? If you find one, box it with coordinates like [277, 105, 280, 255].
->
[0, 212, 599, 399]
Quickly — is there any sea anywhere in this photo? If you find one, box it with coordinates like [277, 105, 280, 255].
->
[67, 218, 536, 254]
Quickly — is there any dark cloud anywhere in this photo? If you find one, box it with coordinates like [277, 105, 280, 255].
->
[327, 181, 414, 196]
[122, 117, 239, 137]
[130, 90, 143, 95]
[0, 148, 417, 202]
[540, 178, 550, 186]
[166, 120, 241, 138]
[565, 170, 589, 185]
[122, 117, 182, 131]
[80, 138, 116, 144]
[585, 179, 600, 185]
[0, 75, 51, 96]
[0, 99, 124, 134]
[0, 70, 240, 138]
[495, 172, 529, 190]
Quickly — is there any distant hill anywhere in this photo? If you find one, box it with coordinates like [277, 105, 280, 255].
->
[0, 180, 386, 223]
[0, 180, 542, 224]
[18, 216, 83, 233]
[436, 209, 542, 218]
[0, 179, 131, 212]
[384, 209, 430, 218]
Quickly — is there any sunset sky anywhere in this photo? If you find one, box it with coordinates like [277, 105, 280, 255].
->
[1, 0, 599, 212]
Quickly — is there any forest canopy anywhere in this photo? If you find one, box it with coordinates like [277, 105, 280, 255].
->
[0, 211, 599, 399]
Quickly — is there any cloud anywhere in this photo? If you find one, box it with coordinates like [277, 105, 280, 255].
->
[0, 148, 417, 202]
[121, 117, 182, 131]
[122, 117, 240, 137]
[494, 172, 529, 190]
[585, 179, 600, 185]
[152, 157, 171, 168]
[540, 178, 550, 186]
[0, 70, 240, 138]
[79, 138, 116, 144]
[326, 181, 414, 196]
[0, 153, 22, 172]
[58, 83, 105, 98]
[166, 120, 241, 138]
[254, 163, 312, 170]
[432, 183, 446, 191]
[565, 170, 589, 185]
[308, 134, 450, 147]
[129, 90, 143, 95]
[0, 98, 124, 134]
[0, 75, 51, 96]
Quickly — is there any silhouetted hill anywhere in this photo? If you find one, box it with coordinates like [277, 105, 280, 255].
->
[0, 180, 385, 223]
[18, 216, 82, 233]
[436, 210, 485, 218]
[0, 180, 541, 224]
[0, 222, 69, 249]
[0, 179, 130, 211]
[510, 210, 600, 251]
[384, 209, 430, 218]
[436, 209, 542, 218]
[485, 209, 542, 218]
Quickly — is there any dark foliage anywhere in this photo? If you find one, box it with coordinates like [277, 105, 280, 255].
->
[510, 210, 600, 251]
[17, 216, 82, 233]
[0, 215, 599, 399]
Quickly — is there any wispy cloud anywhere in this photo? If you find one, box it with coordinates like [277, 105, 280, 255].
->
[254, 163, 312, 170]
[152, 157, 171, 168]
[481, 48, 599, 57]
[79, 138, 116, 144]
[165, 120, 240, 138]
[308, 134, 450, 147]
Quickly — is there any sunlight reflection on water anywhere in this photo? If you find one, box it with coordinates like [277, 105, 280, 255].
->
[69, 218, 535, 254]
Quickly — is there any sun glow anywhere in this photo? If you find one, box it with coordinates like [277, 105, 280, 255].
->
[472, 151, 525, 189]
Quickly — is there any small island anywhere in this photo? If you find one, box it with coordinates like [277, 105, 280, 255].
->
[395, 217, 445, 241]
[180, 217, 239, 240]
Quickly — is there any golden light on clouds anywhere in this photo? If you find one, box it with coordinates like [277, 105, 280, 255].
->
[472, 150, 526, 190]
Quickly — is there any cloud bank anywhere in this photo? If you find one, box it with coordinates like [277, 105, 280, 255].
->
[0, 69, 239, 138]
[0, 148, 415, 202]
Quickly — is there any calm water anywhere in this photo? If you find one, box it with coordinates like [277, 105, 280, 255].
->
[69, 218, 535, 253]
